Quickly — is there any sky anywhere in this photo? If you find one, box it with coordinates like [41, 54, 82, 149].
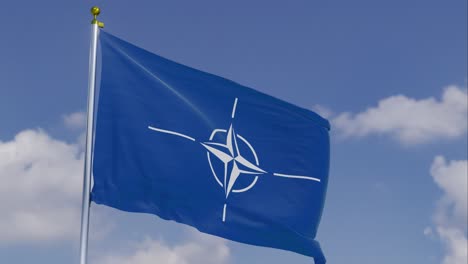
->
[0, 1, 466, 264]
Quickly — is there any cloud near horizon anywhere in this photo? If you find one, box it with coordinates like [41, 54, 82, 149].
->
[429, 156, 467, 264]
[0, 129, 83, 243]
[96, 232, 230, 264]
[333, 85, 467, 144]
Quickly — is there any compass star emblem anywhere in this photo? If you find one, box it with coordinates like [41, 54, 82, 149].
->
[148, 97, 321, 222]
[201, 124, 266, 199]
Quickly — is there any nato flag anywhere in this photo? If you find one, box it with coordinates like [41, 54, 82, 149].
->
[92, 31, 330, 264]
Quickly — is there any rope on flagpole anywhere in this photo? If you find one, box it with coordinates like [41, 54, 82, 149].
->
[79, 6, 103, 264]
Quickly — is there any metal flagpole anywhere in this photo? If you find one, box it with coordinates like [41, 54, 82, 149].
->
[79, 6, 104, 264]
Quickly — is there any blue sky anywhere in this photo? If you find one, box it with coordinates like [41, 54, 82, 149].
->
[0, 1, 466, 264]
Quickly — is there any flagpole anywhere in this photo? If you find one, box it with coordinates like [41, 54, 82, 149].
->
[79, 6, 103, 264]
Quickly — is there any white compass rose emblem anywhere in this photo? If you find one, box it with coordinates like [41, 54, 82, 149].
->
[203, 124, 266, 197]
[148, 98, 321, 222]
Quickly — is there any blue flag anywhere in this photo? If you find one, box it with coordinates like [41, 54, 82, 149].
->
[92, 31, 330, 264]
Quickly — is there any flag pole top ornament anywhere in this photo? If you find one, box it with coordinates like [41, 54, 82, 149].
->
[90, 6, 104, 28]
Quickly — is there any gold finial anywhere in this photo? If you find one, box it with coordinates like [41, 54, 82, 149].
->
[90, 6, 104, 28]
[91, 6, 100, 16]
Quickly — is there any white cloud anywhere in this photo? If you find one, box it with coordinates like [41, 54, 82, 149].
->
[436, 227, 467, 264]
[96, 232, 230, 264]
[423, 227, 433, 237]
[431, 156, 468, 225]
[63, 111, 87, 130]
[63, 111, 87, 149]
[0, 129, 84, 242]
[311, 104, 333, 119]
[333, 85, 467, 144]
[430, 156, 467, 264]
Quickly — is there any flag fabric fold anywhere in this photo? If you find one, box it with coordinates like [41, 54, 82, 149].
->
[92, 31, 330, 264]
